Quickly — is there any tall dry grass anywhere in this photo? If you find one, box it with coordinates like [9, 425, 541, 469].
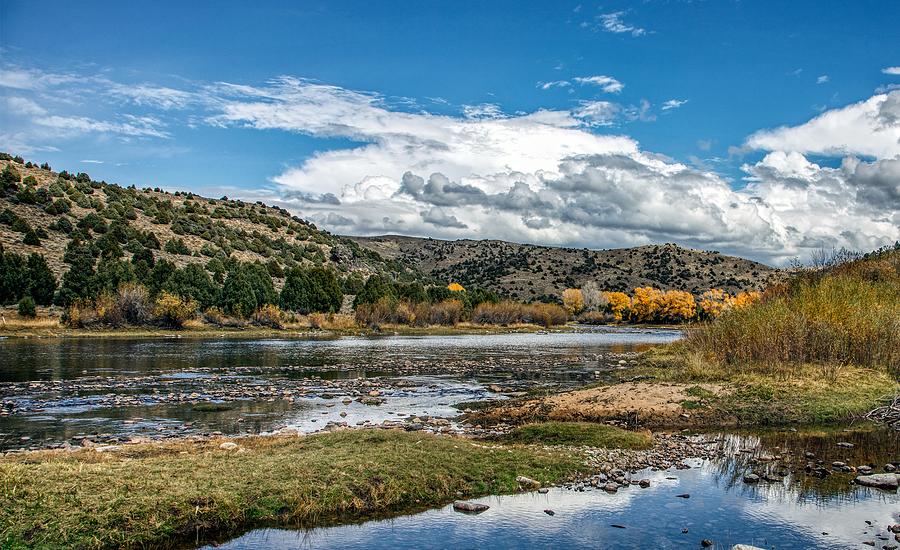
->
[685, 249, 900, 376]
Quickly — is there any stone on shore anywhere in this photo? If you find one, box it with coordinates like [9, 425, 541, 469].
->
[854, 473, 899, 490]
[219, 442, 239, 450]
[516, 475, 541, 489]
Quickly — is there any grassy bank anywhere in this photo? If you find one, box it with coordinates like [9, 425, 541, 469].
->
[0, 316, 562, 339]
[0, 430, 584, 549]
[503, 422, 653, 448]
[634, 247, 900, 425]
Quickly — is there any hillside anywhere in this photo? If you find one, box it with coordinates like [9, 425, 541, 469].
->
[0, 156, 415, 288]
[351, 235, 782, 301]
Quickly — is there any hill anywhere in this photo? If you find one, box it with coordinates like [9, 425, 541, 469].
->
[0, 156, 415, 289]
[350, 235, 782, 301]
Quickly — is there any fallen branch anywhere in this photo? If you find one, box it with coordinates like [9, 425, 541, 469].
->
[865, 394, 900, 430]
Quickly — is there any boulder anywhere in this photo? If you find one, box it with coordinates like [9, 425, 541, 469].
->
[219, 442, 239, 450]
[743, 473, 760, 483]
[855, 473, 899, 490]
[516, 475, 541, 489]
[453, 501, 489, 513]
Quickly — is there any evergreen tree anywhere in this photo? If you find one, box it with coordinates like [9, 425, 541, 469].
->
[353, 274, 395, 308]
[26, 253, 57, 306]
[94, 257, 136, 293]
[280, 268, 311, 312]
[55, 253, 97, 306]
[307, 267, 343, 313]
[0, 245, 27, 305]
[244, 262, 277, 306]
[166, 263, 219, 309]
[221, 268, 257, 316]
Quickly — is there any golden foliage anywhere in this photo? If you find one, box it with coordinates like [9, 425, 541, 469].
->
[447, 282, 465, 292]
[561, 288, 585, 315]
[603, 292, 631, 321]
[153, 292, 197, 328]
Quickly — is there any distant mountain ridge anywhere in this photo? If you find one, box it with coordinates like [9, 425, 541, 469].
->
[350, 235, 782, 301]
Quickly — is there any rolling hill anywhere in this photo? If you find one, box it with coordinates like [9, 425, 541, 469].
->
[351, 235, 782, 301]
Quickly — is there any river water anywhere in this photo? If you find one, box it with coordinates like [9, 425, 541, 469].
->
[2, 328, 897, 548]
[0, 327, 679, 450]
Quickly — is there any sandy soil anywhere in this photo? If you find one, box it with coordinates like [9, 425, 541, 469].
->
[467, 382, 731, 427]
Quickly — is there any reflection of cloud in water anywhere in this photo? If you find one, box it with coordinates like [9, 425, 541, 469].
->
[211, 460, 899, 549]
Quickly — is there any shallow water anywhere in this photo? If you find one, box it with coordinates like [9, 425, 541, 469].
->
[0, 327, 680, 449]
[210, 429, 900, 550]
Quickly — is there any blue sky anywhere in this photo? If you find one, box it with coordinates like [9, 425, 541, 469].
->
[1, 1, 899, 264]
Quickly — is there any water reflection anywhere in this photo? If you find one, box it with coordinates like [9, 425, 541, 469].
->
[208, 428, 900, 550]
[0, 329, 681, 449]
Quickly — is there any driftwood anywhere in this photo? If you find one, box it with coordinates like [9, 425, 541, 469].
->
[865, 395, 900, 430]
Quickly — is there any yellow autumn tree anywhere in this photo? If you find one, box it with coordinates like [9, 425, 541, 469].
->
[630, 287, 664, 322]
[657, 290, 696, 322]
[729, 291, 761, 308]
[447, 282, 465, 292]
[561, 288, 585, 315]
[603, 291, 631, 321]
[699, 289, 729, 319]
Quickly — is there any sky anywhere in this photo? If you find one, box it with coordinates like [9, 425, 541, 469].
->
[1, 0, 899, 265]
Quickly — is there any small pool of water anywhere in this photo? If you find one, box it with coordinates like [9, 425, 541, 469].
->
[209, 428, 900, 550]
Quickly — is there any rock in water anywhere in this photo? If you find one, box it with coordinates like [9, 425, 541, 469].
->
[453, 501, 489, 513]
[543, 509, 555, 516]
[676, 493, 690, 498]
[854, 473, 899, 490]
[732, 546, 767, 550]
[701, 539, 713, 547]
[742, 473, 760, 483]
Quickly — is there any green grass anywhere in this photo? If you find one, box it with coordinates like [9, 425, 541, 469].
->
[0, 430, 582, 549]
[502, 422, 652, 449]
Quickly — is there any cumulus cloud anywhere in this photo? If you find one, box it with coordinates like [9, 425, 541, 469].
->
[882, 67, 900, 75]
[2, 65, 898, 265]
[421, 207, 468, 228]
[745, 91, 900, 159]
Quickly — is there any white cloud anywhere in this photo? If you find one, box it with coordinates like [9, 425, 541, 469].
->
[33, 114, 170, 139]
[597, 12, 646, 37]
[3, 65, 898, 265]
[816, 75, 829, 84]
[573, 100, 620, 126]
[80, 159, 104, 164]
[745, 91, 900, 159]
[882, 67, 900, 75]
[661, 99, 688, 111]
[5, 96, 46, 116]
[574, 75, 624, 93]
[538, 80, 570, 90]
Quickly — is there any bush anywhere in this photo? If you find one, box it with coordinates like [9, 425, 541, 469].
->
[472, 301, 527, 325]
[526, 303, 568, 327]
[17, 296, 36, 318]
[153, 292, 197, 328]
[116, 283, 151, 325]
[576, 310, 614, 325]
[63, 300, 99, 328]
[252, 304, 284, 329]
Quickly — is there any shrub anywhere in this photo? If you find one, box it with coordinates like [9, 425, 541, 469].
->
[116, 283, 151, 325]
[527, 302, 568, 327]
[427, 299, 463, 326]
[576, 310, 613, 325]
[63, 300, 99, 328]
[17, 296, 36, 318]
[153, 292, 197, 328]
[472, 301, 527, 325]
[561, 288, 584, 315]
[252, 304, 284, 329]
